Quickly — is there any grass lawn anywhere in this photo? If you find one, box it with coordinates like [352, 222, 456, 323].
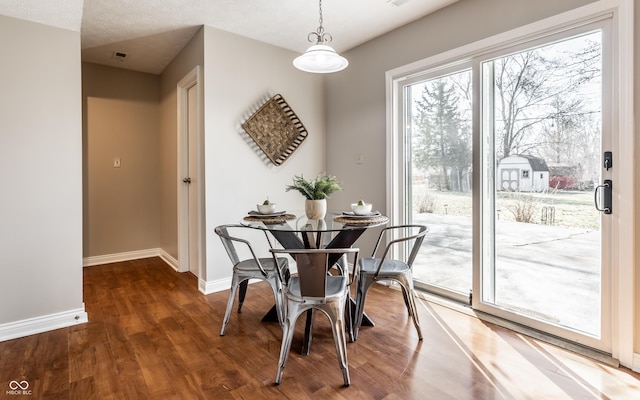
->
[414, 187, 599, 230]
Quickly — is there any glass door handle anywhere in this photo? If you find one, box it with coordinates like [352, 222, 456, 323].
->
[594, 179, 612, 214]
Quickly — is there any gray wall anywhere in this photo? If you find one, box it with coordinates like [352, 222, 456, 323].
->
[201, 26, 327, 286]
[83, 63, 161, 258]
[0, 16, 85, 328]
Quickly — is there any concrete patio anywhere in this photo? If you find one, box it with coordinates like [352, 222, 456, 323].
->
[412, 213, 600, 335]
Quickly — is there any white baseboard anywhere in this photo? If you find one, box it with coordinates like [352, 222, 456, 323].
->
[158, 250, 179, 271]
[633, 352, 640, 373]
[198, 277, 270, 295]
[83, 248, 179, 270]
[83, 248, 167, 267]
[199, 277, 232, 295]
[0, 307, 88, 342]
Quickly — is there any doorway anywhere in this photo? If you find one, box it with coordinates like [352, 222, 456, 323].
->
[393, 16, 620, 353]
[177, 66, 203, 278]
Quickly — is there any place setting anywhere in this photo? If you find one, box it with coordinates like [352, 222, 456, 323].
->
[243, 199, 295, 223]
[333, 200, 389, 225]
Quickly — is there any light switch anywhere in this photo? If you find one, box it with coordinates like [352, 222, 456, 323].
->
[113, 157, 121, 168]
[356, 153, 364, 164]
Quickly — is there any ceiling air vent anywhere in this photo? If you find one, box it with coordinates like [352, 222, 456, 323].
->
[111, 51, 128, 62]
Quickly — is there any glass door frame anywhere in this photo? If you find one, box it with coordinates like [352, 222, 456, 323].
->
[474, 21, 612, 351]
[399, 61, 474, 305]
[385, 1, 634, 362]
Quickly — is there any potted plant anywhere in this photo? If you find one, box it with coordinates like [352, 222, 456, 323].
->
[285, 173, 342, 219]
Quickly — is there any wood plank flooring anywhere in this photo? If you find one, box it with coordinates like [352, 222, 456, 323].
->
[1, 257, 639, 399]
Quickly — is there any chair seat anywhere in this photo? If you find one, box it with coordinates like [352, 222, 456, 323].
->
[360, 257, 410, 275]
[270, 247, 357, 386]
[353, 225, 427, 341]
[236, 257, 288, 272]
[286, 275, 347, 301]
[215, 224, 290, 336]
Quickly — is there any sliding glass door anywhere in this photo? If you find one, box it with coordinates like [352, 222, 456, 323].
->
[478, 28, 610, 346]
[404, 67, 473, 303]
[399, 19, 612, 351]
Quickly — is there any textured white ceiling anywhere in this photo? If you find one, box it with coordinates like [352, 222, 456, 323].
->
[0, 0, 457, 75]
[0, 0, 83, 30]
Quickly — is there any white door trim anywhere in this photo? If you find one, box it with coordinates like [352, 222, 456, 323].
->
[177, 66, 203, 276]
[612, 0, 634, 368]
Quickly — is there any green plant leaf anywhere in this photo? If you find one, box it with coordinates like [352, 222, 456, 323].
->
[285, 173, 342, 200]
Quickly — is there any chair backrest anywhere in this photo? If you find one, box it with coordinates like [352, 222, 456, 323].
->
[215, 225, 242, 266]
[372, 225, 428, 267]
[271, 248, 358, 299]
[215, 224, 274, 276]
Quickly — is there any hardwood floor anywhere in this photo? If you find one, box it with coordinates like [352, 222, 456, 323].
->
[1, 257, 639, 399]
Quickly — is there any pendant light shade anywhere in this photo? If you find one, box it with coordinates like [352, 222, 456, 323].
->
[294, 0, 348, 74]
[293, 44, 348, 73]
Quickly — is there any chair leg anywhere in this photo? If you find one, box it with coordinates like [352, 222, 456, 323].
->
[220, 276, 240, 336]
[407, 288, 423, 340]
[267, 279, 285, 326]
[353, 275, 373, 341]
[275, 306, 299, 385]
[237, 280, 249, 313]
[345, 294, 354, 342]
[328, 301, 350, 386]
[401, 286, 412, 316]
[397, 277, 423, 340]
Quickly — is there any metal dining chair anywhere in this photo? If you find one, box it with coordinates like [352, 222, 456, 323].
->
[214, 224, 290, 336]
[352, 224, 428, 341]
[270, 247, 359, 387]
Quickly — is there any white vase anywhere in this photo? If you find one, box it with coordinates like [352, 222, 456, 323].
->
[305, 199, 327, 220]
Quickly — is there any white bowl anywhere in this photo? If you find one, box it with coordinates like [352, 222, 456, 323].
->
[351, 203, 372, 215]
[257, 203, 277, 214]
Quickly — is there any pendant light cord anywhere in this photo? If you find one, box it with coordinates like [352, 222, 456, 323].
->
[318, 0, 324, 33]
[310, 0, 332, 44]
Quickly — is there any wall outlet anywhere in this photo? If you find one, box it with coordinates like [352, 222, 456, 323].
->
[113, 157, 121, 168]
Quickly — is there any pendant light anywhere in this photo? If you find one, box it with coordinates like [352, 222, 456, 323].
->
[293, 0, 348, 73]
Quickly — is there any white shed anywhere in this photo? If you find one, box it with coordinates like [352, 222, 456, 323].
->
[497, 155, 549, 192]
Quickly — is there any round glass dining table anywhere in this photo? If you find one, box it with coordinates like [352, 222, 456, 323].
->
[241, 209, 388, 351]
[240, 209, 389, 253]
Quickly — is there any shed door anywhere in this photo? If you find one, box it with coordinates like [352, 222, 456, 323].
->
[501, 168, 519, 190]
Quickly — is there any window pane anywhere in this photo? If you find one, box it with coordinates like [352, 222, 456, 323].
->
[482, 31, 602, 335]
[407, 69, 473, 297]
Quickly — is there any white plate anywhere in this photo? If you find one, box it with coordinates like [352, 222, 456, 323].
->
[340, 211, 381, 219]
[248, 210, 287, 217]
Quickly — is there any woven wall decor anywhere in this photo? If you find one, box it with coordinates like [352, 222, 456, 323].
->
[242, 94, 308, 166]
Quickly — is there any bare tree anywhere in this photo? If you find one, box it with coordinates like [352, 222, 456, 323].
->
[493, 36, 601, 161]
[539, 96, 585, 164]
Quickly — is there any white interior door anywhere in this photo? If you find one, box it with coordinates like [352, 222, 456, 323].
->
[177, 66, 201, 278]
[187, 85, 199, 276]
